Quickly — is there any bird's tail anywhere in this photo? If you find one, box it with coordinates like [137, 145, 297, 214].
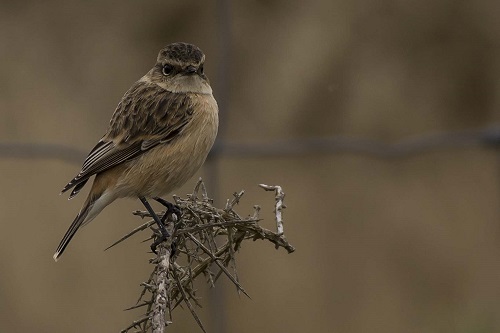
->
[53, 189, 115, 261]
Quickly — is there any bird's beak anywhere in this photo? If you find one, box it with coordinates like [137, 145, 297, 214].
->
[185, 65, 197, 75]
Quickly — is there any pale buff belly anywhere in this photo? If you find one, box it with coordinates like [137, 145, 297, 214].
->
[114, 95, 218, 198]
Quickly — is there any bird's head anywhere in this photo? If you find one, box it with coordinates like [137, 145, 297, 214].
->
[147, 42, 212, 95]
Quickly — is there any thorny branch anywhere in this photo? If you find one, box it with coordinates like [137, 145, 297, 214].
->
[258, 184, 285, 235]
[115, 179, 294, 333]
[151, 215, 176, 333]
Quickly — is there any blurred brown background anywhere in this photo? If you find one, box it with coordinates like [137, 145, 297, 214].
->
[1, 0, 500, 332]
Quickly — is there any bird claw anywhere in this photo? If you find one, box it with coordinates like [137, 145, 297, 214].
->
[149, 197, 181, 255]
[153, 197, 182, 221]
[150, 231, 177, 256]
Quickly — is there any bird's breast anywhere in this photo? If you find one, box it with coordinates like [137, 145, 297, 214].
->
[117, 93, 218, 197]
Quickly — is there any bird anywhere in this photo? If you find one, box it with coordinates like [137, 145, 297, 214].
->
[54, 42, 219, 261]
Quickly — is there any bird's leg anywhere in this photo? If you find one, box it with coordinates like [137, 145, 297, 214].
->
[153, 197, 181, 256]
[139, 196, 170, 254]
[153, 197, 182, 221]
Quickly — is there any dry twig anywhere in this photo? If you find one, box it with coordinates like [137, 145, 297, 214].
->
[117, 179, 294, 332]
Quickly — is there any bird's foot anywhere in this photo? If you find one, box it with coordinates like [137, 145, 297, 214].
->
[153, 197, 182, 221]
[150, 198, 181, 255]
[139, 196, 173, 255]
[150, 228, 170, 254]
[150, 228, 177, 255]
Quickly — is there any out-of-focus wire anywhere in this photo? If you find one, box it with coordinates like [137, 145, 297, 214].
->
[2, 126, 500, 166]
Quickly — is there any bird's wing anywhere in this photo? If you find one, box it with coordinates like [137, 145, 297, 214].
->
[61, 80, 193, 198]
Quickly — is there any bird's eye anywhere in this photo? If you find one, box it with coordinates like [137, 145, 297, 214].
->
[162, 64, 173, 76]
[198, 65, 204, 75]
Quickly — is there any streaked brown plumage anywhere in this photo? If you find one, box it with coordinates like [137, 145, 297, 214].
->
[54, 43, 218, 261]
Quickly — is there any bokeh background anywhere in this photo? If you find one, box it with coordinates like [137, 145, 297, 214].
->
[1, 0, 500, 332]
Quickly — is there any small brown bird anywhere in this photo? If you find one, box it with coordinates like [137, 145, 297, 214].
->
[54, 42, 218, 261]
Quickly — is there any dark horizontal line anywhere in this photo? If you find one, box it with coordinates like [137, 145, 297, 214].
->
[2, 126, 500, 165]
[0, 142, 85, 164]
[210, 125, 500, 158]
